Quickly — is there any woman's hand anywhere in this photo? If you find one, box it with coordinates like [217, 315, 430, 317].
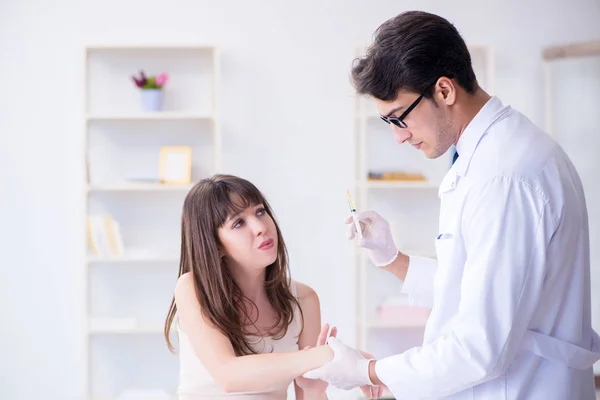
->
[295, 323, 337, 396]
[295, 323, 385, 399]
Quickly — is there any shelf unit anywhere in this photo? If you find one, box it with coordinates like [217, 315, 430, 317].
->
[542, 39, 600, 137]
[353, 45, 494, 358]
[82, 44, 220, 400]
[87, 183, 195, 192]
[542, 40, 600, 379]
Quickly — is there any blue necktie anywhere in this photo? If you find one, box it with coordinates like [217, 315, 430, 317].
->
[452, 149, 459, 165]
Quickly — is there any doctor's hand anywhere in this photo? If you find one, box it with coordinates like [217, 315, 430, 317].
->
[346, 210, 399, 267]
[297, 325, 382, 399]
[302, 336, 374, 391]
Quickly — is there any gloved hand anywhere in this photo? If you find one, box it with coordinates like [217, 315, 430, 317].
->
[302, 337, 374, 390]
[346, 210, 399, 267]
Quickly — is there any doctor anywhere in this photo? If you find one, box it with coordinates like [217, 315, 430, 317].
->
[304, 10, 600, 399]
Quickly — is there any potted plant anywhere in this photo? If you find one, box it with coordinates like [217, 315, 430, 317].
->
[131, 70, 169, 112]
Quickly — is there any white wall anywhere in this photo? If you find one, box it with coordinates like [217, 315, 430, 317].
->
[2, 0, 600, 399]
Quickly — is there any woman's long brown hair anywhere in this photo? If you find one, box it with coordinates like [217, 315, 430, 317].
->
[164, 174, 302, 356]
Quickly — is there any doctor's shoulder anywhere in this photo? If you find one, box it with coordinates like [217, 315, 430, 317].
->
[473, 115, 560, 181]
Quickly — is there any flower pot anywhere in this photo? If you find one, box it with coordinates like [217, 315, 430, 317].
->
[140, 89, 164, 112]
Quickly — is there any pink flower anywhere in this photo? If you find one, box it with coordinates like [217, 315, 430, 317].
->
[156, 71, 169, 87]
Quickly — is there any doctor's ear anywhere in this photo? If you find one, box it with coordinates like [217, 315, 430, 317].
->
[434, 77, 457, 106]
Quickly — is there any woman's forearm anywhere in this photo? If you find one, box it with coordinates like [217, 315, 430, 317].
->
[216, 346, 333, 393]
[296, 389, 329, 400]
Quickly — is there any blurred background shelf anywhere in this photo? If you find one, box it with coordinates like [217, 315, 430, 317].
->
[359, 180, 441, 190]
[87, 256, 179, 265]
[86, 112, 214, 122]
[82, 43, 220, 400]
[89, 326, 165, 335]
[87, 183, 194, 192]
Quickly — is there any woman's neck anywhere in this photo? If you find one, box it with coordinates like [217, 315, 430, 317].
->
[231, 266, 268, 303]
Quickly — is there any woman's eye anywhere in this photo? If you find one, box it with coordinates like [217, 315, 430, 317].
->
[233, 219, 243, 228]
[257, 207, 266, 216]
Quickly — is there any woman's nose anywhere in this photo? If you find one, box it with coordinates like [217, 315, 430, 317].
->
[249, 217, 266, 235]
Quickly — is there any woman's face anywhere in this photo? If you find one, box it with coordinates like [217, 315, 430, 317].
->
[217, 202, 279, 272]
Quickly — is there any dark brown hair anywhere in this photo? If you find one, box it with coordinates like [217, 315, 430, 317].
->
[164, 174, 302, 356]
[351, 11, 478, 101]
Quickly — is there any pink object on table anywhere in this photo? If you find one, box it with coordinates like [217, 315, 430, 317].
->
[376, 304, 431, 327]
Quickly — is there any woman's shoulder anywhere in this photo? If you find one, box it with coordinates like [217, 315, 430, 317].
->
[175, 272, 197, 303]
[292, 280, 320, 306]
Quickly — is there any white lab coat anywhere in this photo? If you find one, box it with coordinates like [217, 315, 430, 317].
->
[375, 97, 600, 399]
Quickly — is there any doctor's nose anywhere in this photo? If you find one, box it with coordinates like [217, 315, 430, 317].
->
[392, 126, 412, 144]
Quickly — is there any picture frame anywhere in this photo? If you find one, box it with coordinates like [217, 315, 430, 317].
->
[159, 146, 192, 185]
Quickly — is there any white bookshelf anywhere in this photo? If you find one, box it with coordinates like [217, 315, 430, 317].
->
[542, 41, 600, 376]
[87, 183, 195, 192]
[353, 45, 494, 359]
[359, 180, 440, 190]
[86, 112, 214, 122]
[82, 44, 221, 400]
[87, 256, 180, 264]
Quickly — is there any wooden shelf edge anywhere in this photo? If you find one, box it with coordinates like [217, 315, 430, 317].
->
[87, 183, 193, 192]
[86, 43, 216, 51]
[543, 40, 600, 61]
[364, 321, 427, 329]
[85, 113, 214, 121]
[87, 256, 179, 264]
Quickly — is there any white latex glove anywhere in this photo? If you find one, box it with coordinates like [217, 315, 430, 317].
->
[302, 337, 374, 390]
[346, 210, 399, 267]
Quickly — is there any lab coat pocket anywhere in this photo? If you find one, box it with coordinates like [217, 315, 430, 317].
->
[434, 233, 455, 260]
[432, 234, 458, 302]
[435, 231, 467, 306]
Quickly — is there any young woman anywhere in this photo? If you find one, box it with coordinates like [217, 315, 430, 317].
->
[164, 174, 380, 400]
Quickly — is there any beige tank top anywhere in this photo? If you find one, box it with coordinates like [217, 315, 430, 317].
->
[176, 280, 302, 400]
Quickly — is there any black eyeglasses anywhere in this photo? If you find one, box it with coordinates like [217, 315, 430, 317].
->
[379, 94, 424, 129]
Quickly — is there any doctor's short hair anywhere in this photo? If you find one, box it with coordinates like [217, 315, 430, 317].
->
[351, 11, 478, 101]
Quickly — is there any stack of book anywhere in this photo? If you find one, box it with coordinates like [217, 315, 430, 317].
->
[87, 214, 125, 258]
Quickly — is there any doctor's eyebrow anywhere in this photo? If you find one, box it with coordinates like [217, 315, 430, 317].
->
[384, 106, 404, 117]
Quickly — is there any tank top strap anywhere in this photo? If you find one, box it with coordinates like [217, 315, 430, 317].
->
[288, 278, 298, 297]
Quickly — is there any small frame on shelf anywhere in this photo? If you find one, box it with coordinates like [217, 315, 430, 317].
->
[159, 146, 192, 185]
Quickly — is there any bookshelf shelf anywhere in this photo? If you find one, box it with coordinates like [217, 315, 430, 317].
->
[87, 183, 194, 192]
[86, 112, 213, 122]
[89, 326, 164, 334]
[359, 180, 440, 190]
[82, 43, 220, 399]
[87, 256, 179, 265]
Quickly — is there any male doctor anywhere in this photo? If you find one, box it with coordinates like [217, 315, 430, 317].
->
[304, 10, 600, 399]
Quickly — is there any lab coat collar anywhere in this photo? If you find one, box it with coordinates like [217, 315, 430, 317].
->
[453, 96, 510, 177]
[438, 96, 511, 197]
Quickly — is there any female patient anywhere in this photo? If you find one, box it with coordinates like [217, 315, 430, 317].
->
[164, 174, 380, 399]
